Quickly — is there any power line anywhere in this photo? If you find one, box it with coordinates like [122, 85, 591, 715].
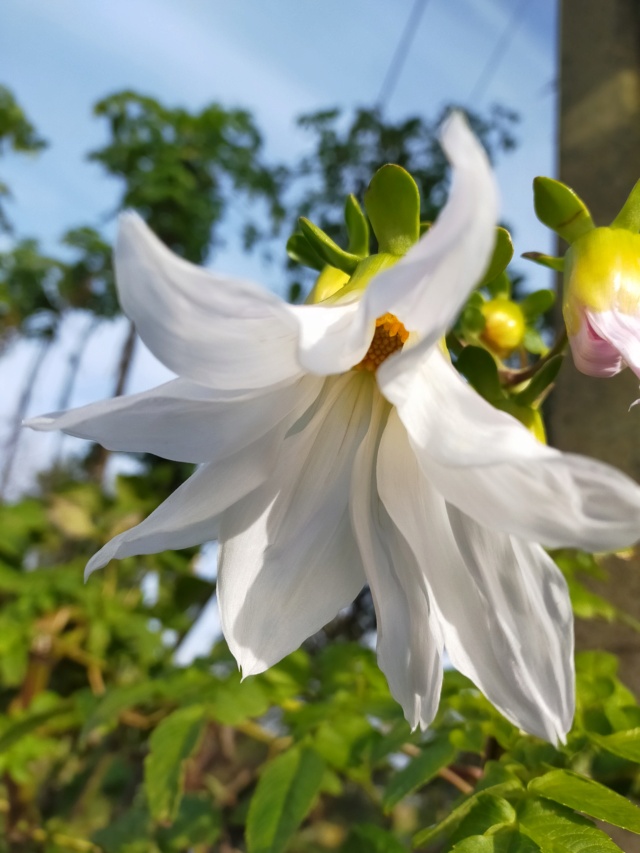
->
[467, 0, 529, 104]
[376, 0, 431, 110]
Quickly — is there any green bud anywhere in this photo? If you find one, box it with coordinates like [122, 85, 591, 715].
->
[533, 176, 594, 244]
[364, 165, 420, 256]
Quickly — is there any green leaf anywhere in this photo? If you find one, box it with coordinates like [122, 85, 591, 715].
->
[456, 346, 504, 402]
[345, 194, 370, 256]
[523, 328, 548, 355]
[412, 781, 524, 848]
[461, 305, 487, 336]
[285, 231, 326, 271]
[382, 736, 456, 811]
[480, 227, 514, 286]
[448, 794, 517, 846]
[513, 356, 563, 406]
[486, 271, 511, 299]
[590, 728, 640, 763]
[530, 769, 640, 833]
[452, 831, 541, 853]
[144, 705, 206, 823]
[246, 746, 325, 853]
[92, 807, 153, 853]
[364, 164, 420, 255]
[0, 702, 73, 752]
[520, 289, 555, 322]
[155, 794, 222, 851]
[298, 218, 359, 274]
[518, 796, 624, 852]
[341, 823, 406, 853]
[533, 177, 594, 244]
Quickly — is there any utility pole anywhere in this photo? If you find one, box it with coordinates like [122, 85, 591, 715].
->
[552, 0, 640, 695]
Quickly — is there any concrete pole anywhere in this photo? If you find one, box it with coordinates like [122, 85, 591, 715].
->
[552, 0, 640, 696]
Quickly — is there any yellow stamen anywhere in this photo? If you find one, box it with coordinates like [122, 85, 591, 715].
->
[355, 313, 409, 372]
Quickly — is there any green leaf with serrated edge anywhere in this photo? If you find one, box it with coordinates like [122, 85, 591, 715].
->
[286, 232, 324, 270]
[521, 251, 565, 272]
[479, 227, 514, 287]
[456, 346, 504, 403]
[452, 831, 541, 853]
[448, 794, 516, 846]
[612, 178, 640, 231]
[533, 177, 594, 244]
[383, 736, 456, 811]
[345, 194, 370, 256]
[412, 780, 524, 848]
[518, 796, 624, 852]
[513, 355, 563, 406]
[520, 289, 555, 322]
[590, 729, 640, 763]
[341, 823, 406, 853]
[246, 746, 324, 853]
[298, 218, 359, 273]
[144, 705, 206, 823]
[530, 769, 640, 833]
[364, 164, 420, 255]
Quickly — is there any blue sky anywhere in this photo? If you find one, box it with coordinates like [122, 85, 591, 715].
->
[2, 0, 558, 488]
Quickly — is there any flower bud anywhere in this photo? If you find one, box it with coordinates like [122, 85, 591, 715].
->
[563, 227, 640, 377]
[480, 297, 526, 357]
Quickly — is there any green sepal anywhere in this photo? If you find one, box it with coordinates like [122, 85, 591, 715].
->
[520, 289, 555, 322]
[345, 195, 370, 256]
[286, 232, 324, 271]
[513, 355, 563, 406]
[456, 346, 504, 403]
[479, 227, 514, 287]
[612, 177, 640, 232]
[533, 176, 594, 243]
[521, 251, 565, 272]
[298, 218, 360, 274]
[364, 164, 420, 255]
[486, 271, 511, 299]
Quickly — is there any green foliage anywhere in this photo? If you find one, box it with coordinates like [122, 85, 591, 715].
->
[89, 91, 285, 263]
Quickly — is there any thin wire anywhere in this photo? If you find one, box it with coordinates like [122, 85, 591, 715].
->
[377, 0, 431, 109]
[467, 0, 529, 104]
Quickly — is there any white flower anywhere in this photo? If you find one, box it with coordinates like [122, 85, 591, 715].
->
[27, 115, 640, 743]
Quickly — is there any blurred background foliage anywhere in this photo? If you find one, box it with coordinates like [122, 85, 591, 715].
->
[1, 84, 639, 853]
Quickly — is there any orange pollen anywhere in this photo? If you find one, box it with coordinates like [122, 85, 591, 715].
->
[355, 313, 409, 372]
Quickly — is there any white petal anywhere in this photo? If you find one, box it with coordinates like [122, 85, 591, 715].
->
[287, 113, 498, 376]
[366, 112, 499, 355]
[385, 345, 640, 551]
[568, 309, 625, 378]
[379, 345, 550, 466]
[427, 448, 640, 552]
[588, 308, 640, 377]
[85, 420, 284, 577]
[26, 376, 322, 464]
[378, 410, 574, 742]
[349, 392, 443, 730]
[115, 213, 302, 389]
[217, 374, 371, 676]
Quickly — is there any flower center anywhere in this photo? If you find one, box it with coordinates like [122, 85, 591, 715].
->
[356, 313, 409, 372]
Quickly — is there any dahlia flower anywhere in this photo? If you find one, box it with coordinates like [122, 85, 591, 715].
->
[27, 115, 640, 742]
